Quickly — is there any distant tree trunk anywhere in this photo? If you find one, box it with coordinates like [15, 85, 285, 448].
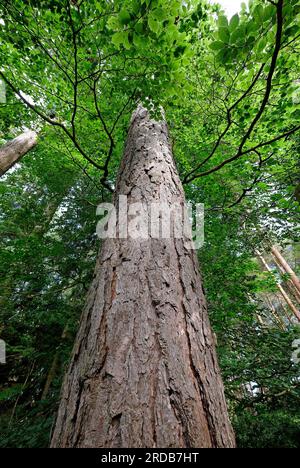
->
[264, 294, 285, 330]
[271, 254, 300, 306]
[0, 130, 37, 176]
[41, 325, 68, 401]
[256, 251, 300, 322]
[0, 191, 64, 316]
[276, 296, 293, 325]
[256, 314, 265, 326]
[51, 106, 235, 448]
[271, 246, 300, 295]
[295, 183, 300, 203]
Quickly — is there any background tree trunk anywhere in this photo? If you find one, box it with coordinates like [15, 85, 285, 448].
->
[41, 325, 68, 401]
[271, 246, 300, 295]
[51, 106, 235, 448]
[271, 254, 300, 305]
[0, 130, 37, 176]
[256, 251, 300, 322]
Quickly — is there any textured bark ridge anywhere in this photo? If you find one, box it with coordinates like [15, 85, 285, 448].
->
[51, 107, 235, 448]
[0, 131, 37, 176]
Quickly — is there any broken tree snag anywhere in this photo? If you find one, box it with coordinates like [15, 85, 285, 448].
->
[0, 130, 37, 176]
[51, 106, 235, 448]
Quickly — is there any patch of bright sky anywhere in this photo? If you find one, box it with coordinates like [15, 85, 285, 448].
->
[209, 0, 244, 18]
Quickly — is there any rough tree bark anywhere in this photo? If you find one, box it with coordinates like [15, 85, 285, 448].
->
[51, 106, 235, 448]
[0, 130, 37, 176]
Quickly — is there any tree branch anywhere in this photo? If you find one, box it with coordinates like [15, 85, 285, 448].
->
[184, 0, 287, 185]
[0, 71, 104, 172]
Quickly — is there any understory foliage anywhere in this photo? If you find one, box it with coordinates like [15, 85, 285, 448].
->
[0, 0, 300, 448]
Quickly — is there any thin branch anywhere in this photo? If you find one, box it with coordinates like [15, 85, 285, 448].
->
[237, 1, 284, 153]
[184, 0, 287, 185]
[0, 0, 74, 84]
[0, 71, 103, 171]
[183, 64, 266, 183]
[187, 124, 300, 180]
[227, 174, 263, 208]
[67, 1, 79, 139]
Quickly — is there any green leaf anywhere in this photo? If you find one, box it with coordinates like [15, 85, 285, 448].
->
[111, 31, 130, 49]
[231, 27, 244, 44]
[107, 16, 119, 31]
[134, 21, 144, 34]
[0, 385, 25, 402]
[148, 16, 162, 35]
[257, 182, 268, 190]
[218, 15, 229, 28]
[263, 5, 275, 22]
[229, 14, 240, 31]
[291, 109, 300, 119]
[216, 48, 231, 64]
[209, 41, 224, 51]
[253, 4, 264, 22]
[218, 27, 230, 43]
[133, 32, 144, 48]
[123, 31, 131, 50]
[256, 37, 267, 52]
[119, 9, 131, 26]
[151, 7, 165, 21]
[111, 31, 123, 48]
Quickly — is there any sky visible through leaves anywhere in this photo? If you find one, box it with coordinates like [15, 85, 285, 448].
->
[210, 0, 243, 17]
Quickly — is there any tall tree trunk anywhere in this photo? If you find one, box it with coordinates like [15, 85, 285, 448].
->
[51, 106, 235, 449]
[0, 130, 37, 176]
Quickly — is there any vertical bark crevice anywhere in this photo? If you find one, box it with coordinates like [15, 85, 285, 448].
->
[51, 106, 235, 448]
